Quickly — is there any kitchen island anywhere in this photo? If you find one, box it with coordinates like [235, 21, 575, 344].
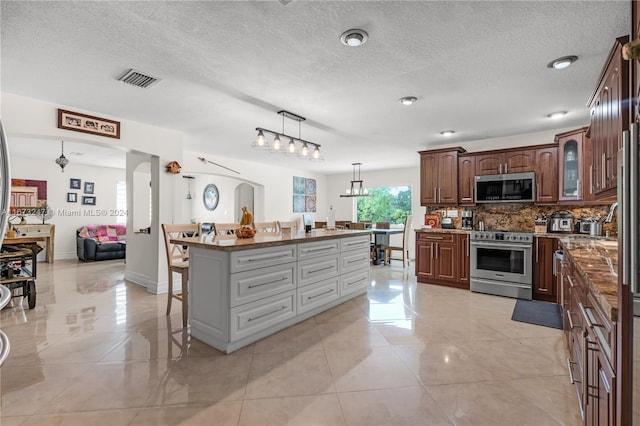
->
[172, 229, 371, 353]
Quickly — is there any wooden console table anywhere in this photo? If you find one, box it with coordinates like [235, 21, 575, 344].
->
[10, 224, 55, 263]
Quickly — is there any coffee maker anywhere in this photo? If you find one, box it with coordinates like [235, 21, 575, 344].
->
[461, 209, 473, 230]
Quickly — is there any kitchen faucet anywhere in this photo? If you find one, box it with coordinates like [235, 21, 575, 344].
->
[604, 202, 618, 223]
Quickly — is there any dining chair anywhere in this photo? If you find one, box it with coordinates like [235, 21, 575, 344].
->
[375, 221, 390, 229]
[213, 222, 241, 235]
[254, 221, 278, 232]
[384, 215, 412, 267]
[335, 220, 351, 229]
[350, 222, 366, 230]
[314, 221, 327, 229]
[161, 223, 202, 328]
[277, 220, 299, 234]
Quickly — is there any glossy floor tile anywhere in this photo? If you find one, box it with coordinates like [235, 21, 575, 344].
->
[1, 259, 580, 425]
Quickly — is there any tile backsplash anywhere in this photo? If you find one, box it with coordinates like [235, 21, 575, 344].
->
[425, 203, 617, 235]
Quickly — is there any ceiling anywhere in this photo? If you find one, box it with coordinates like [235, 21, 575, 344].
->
[0, 1, 631, 174]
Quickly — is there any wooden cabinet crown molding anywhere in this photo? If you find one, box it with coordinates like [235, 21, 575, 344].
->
[417, 146, 466, 155]
[587, 35, 630, 107]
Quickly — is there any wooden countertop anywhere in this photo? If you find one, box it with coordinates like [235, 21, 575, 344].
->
[171, 229, 371, 252]
[559, 237, 618, 320]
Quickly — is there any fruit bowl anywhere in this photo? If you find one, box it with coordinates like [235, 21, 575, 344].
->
[236, 227, 256, 239]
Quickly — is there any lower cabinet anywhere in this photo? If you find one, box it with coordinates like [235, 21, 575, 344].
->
[533, 237, 558, 302]
[415, 231, 469, 289]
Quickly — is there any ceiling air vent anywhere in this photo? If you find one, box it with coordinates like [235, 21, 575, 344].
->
[117, 69, 161, 88]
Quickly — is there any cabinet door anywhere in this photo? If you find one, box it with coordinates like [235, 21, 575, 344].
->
[420, 153, 437, 205]
[475, 153, 503, 175]
[557, 132, 584, 202]
[583, 134, 596, 203]
[437, 151, 459, 204]
[415, 241, 435, 281]
[535, 146, 558, 204]
[435, 242, 457, 282]
[458, 156, 475, 205]
[533, 237, 557, 302]
[504, 149, 535, 173]
[457, 234, 470, 287]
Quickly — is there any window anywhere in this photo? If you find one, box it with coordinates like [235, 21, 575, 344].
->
[356, 186, 412, 224]
[116, 181, 127, 225]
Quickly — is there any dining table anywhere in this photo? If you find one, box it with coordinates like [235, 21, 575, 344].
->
[370, 228, 403, 265]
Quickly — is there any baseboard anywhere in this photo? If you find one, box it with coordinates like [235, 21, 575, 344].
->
[124, 271, 166, 295]
[55, 251, 80, 260]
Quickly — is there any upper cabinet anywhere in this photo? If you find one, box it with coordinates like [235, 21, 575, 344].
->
[475, 148, 535, 176]
[587, 35, 630, 200]
[458, 154, 476, 205]
[555, 127, 587, 202]
[419, 148, 465, 206]
[535, 145, 558, 204]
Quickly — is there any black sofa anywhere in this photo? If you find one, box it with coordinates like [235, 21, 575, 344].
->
[76, 227, 126, 262]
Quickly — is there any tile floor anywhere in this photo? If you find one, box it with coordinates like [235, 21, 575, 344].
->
[0, 259, 581, 425]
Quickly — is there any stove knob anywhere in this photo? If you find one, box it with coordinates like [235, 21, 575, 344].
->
[518, 236, 524, 241]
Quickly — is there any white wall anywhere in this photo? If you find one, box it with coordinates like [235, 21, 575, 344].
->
[8, 155, 125, 259]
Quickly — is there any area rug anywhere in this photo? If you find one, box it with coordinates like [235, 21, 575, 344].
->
[511, 299, 563, 330]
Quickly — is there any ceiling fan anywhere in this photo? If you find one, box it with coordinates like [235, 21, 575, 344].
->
[198, 157, 240, 175]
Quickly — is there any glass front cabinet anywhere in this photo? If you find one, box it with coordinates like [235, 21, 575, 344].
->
[555, 127, 587, 202]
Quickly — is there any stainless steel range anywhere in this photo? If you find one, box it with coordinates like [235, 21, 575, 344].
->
[470, 230, 534, 299]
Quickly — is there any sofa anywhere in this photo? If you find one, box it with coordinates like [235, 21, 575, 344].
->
[76, 224, 126, 262]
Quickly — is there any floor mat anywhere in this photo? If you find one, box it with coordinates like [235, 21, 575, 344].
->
[511, 299, 563, 330]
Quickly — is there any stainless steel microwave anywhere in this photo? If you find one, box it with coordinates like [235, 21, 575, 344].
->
[475, 172, 536, 203]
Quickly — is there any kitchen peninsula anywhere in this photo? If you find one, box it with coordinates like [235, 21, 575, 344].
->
[172, 229, 371, 353]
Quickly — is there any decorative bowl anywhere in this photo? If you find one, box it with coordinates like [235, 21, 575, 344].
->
[236, 227, 256, 239]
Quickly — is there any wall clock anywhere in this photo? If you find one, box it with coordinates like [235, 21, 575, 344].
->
[203, 184, 219, 211]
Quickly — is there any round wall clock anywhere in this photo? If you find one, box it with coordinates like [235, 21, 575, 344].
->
[203, 184, 219, 211]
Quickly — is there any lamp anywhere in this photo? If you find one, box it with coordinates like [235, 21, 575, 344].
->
[253, 110, 323, 161]
[55, 140, 69, 172]
[340, 163, 369, 197]
[183, 175, 195, 199]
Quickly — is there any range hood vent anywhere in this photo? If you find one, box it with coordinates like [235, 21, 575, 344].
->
[117, 69, 161, 88]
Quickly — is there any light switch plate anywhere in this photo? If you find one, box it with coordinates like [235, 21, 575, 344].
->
[447, 209, 458, 218]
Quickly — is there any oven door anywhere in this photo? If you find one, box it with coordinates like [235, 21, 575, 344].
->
[470, 241, 533, 285]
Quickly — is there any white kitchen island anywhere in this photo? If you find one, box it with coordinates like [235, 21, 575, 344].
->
[172, 229, 371, 353]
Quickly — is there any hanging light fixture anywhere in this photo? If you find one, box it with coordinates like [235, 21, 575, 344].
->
[55, 140, 69, 172]
[340, 163, 369, 197]
[183, 175, 195, 199]
[253, 110, 323, 161]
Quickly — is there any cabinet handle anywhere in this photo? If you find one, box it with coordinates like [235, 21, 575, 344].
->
[589, 165, 593, 194]
[248, 276, 288, 289]
[422, 236, 444, 240]
[346, 256, 367, 264]
[433, 188, 437, 202]
[438, 187, 441, 202]
[566, 275, 576, 288]
[602, 153, 606, 187]
[579, 304, 605, 329]
[566, 358, 581, 384]
[535, 238, 539, 262]
[504, 163, 508, 174]
[582, 330, 588, 412]
[308, 265, 335, 274]
[467, 237, 470, 257]
[302, 245, 336, 253]
[499, 164, 502, 174]
[434, 243, 438, 259]
[248, 305, 288, 322]
[245, 252, 291, 262]
[566, 309, 576, 329]
[577, 179, 582, 199]
[308, 288, 335, 300]
[536, 183, 540, 202]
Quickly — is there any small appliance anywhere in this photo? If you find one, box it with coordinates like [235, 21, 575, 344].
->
[475, 172, 536, 203]
[578, 217, 600, 235]
[461, 209, 473, 230]
[548, 211, 574, 233]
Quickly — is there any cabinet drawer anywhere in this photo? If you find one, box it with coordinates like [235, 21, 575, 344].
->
[584, 293, 614, 362]
[341, 250, 370, 274]
[340, 235, 371, 252]
[298, 240, 340, 260]
[230, 290, 296, 341]
[298, 254, 340, 287]
[297, 277, 340, 314]
[229, 262, 296, 308]
[230, 246, 297, 273]
[341, 269, 370, 297]
[417, 232, 455, 243]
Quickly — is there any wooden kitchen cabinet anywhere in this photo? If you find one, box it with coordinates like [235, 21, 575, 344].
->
[533, 237, 557, 303]
[556, 128, 587, 202]
[534, 145, 558, 204]
[458, 155, 476, 205]
[457, 234, 470, 288]
[587, 35, 629, 200]
[415, 232, 464, 288]
[475, 148, 535, 176]
[419, 148, 464, 206]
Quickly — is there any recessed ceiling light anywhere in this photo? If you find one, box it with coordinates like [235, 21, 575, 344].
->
[340, 29, 368, 47]
[546, 111, 568, 119]
[440, 130, 455, 136]
[399, 96, 417, 106]
[547, 55, 578, 70]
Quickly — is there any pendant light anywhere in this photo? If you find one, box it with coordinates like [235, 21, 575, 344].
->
[340, 163, 370, 197]
[253, 110, 323, 161]
[183, 175, 195, 199]
[55, 140, 69, 172]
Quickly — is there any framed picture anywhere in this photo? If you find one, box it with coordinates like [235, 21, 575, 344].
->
[82, 196, 96, 205]
[70, 178, 81, 189]
[84, 182, 94, 194]
[67, 193, 77, 203]
[58, 109, 121, 139]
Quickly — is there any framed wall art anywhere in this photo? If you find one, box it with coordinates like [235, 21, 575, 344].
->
[70, 178, 81, 189]
[82, 196, 96, 205]
[67, 193, 77, 203]
[58, 109, 121, 139]
[84, 182, 94, 194]
[292, 176, 317, 213]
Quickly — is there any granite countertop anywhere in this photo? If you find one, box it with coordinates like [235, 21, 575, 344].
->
[171, 229, 371, 252]
[559, 237, 618, 320]
[415, 228, 471, 234]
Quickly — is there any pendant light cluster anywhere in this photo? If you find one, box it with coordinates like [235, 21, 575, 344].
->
[55, 140, 69, 172]
[252, 110, 323, 161]
[340, 163, 369, 197]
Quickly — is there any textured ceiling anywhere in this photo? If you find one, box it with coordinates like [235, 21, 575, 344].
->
[0, 1, 631, 174]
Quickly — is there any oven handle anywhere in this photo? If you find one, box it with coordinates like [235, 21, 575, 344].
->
[470, 241, 532, 250]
